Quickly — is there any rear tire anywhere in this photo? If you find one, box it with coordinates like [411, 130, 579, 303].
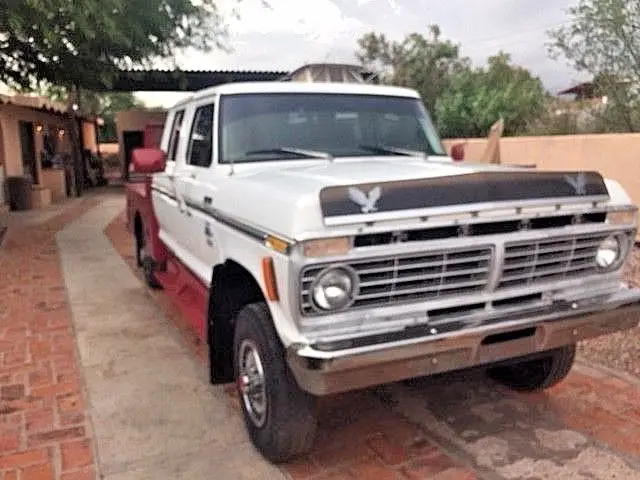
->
[487, 344, 576, 392]
[233, 302, 317, 463]
[134, 225, 161, 290]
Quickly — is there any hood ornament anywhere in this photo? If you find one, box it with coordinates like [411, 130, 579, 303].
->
[564, 173, 588, 195]
[348, 186, 381, 214]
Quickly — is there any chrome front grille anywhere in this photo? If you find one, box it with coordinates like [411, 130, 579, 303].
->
[498, 232, 610, 289]
[300, 247, 492, 315]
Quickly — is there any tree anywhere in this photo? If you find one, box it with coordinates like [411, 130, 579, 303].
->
[548, 0, 640, 132]
[0, 0, 227, 91]
[97, 92, 146, 142]
[30, 82, 146, 142]
[356, 26, 469, 111]
[435, 53, 548, 138]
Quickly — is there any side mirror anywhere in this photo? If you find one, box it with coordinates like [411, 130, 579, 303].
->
[132, 148, 166, 174]
[450, 143, 465, 162]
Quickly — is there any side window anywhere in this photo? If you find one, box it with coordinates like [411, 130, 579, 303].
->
[167, 110, 185, 162]
[186, 103, 215, 168]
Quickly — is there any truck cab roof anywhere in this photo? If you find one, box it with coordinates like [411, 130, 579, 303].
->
[169, 81, 421, 111]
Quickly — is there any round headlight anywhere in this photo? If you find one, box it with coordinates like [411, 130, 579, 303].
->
[596, 234, 623, 270]
[311, 266, 358, 311]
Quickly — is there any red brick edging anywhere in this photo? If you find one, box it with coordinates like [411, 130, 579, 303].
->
[1, 199, 100, 480]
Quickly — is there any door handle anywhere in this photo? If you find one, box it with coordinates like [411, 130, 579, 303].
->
[190, 173, 196, 179]
[204, 196, 212, 206]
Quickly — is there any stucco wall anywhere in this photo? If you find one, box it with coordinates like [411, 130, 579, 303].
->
[442, 133, 640, 208]
[115, 109, 166, 133]
[82, 121, 98, 153]
[114, 109, 166, 178]
[0, 105, 73, 179]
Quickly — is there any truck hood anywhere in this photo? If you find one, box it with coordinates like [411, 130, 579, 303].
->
[213, 157, 609, 239]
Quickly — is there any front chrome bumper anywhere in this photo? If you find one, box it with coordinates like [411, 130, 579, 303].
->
[286, 287, 640, 395]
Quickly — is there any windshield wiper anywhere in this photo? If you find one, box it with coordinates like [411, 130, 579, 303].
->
[359, 144, 428, 158]
[244, 147, 333, 160]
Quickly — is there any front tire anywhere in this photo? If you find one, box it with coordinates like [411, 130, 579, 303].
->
[233, 302, 317, 463]
[487, 344, 576, 392]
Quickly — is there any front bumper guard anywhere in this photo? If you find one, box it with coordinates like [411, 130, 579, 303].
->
[286, 288, 640, 395]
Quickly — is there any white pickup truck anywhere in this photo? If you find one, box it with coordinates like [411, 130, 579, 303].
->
[126, 64, 640, 463]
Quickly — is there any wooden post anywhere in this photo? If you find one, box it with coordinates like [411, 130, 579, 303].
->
[67, 85, 84, 197]
[480, 118, 504, 165]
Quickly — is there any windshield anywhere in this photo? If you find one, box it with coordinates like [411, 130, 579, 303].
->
[218, 93, 447, 164]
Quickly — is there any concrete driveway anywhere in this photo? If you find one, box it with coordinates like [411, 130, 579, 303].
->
[1, 190, 640, 479]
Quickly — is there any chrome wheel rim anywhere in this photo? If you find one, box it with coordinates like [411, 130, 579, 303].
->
[238, 339, 267, 428]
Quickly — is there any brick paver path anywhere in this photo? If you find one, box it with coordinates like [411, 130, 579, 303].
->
[104, 206, 640, 480]
[0, 197, 100, 480]
[105, 211, 478, 479]
[3, 194, 639, 480]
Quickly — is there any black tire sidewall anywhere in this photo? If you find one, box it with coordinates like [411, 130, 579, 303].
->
[233, 302, 316, 462]
[488, 344, 576, 392]
[134, 231, 143, 267]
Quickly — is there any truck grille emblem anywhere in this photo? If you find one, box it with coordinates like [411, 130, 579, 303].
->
[348, 186, 381, 213]
[564, 173, 588, 195]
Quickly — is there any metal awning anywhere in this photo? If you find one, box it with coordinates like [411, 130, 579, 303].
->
[107, 69, 289, 92]
[105, 64, 378, 92]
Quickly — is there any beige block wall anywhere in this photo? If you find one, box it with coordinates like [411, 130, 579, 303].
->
[443, 133, 640, 208]
[98, 142, 119, 155]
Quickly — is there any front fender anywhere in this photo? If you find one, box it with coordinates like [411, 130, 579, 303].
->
[213, 222, 306, 349]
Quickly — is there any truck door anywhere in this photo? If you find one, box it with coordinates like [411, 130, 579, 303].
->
[151, 108, 192, 255]
[173, 100, 217, 283]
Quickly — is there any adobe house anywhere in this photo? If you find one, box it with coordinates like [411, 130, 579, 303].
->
[0, 94, 99, 210]
[115, 109, 167, 181]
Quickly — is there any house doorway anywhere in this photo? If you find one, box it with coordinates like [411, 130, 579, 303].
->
[122, 130, 144, 181]
[19, 121, 38, 184]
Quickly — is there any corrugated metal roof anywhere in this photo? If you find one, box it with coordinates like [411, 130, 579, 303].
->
[117, 67, 290, 75]
[108, 69, 290, 92]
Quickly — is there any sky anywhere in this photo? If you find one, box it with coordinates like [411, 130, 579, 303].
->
[136, 0, 588, 108]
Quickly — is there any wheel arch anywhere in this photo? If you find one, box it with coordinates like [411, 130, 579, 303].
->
[207, 259, 266, 384]
[133, 211, 143, 265]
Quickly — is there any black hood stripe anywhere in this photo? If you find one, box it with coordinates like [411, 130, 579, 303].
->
[319, 171, 609, 218]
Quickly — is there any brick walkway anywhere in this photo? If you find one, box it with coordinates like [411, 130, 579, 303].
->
[104, 212, 478, 479]
[104, 207, 640, 480]
[0, 198, 100, 480]
[4, 196, 638, 480]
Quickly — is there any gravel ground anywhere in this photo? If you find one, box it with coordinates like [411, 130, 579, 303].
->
[577, 247, 640, 378]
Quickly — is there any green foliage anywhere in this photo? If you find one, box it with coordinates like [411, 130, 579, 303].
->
[435, 53, 549, 138]
[548, 0, 640, 132]
[31, 82, 145, 142]
[356, 26, 469, 110]
[357, 27, 549, 138]
[0, 0, 227, 90]
[98, 92, 146, 142]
